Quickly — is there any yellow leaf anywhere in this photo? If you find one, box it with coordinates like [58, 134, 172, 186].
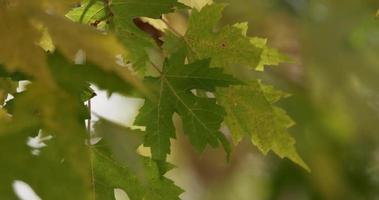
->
[0, 6, 54, 85]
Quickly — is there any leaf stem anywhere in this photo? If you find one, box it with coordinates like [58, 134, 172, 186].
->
[87, 99, 92, 132]
[161, 18, 183, 37]
[149, 61, 163, 75]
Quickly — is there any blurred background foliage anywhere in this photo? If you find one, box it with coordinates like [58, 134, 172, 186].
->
[159, 0, 379, 199]
[84, 0, 379, 199]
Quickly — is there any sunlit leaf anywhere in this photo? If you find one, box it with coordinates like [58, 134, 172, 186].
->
[217, 81, 310, 171]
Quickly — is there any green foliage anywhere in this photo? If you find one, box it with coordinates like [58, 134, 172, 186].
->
[134, 49, 240, 160]
[0, 82, 92, 199]
[0, 0, 308, 199]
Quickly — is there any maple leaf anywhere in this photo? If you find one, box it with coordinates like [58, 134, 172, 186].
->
[134, 49, 240, 160]
[164, 4, 289, 72]
[217, 81, 310, 171]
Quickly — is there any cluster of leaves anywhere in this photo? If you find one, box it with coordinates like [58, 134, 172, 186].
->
[0, 0, 308, 199]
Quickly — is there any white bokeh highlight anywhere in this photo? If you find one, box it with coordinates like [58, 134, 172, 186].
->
[12, 180, 41, 200]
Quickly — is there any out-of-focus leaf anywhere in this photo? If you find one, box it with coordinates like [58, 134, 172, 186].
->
[0, 128, 91, 199]
[47, 52, 134, 98]
[179, 0, 213, 10]
[0, 83, 92, 199]
[0, 4, 53, 84]
[40, 15, 146, 93]
[94, 118, 145, 176]
[0, 1, 145, 92]
[0, 107, 10, 121]
[92, 119, 183, 200]
[0, 65, 29, 81]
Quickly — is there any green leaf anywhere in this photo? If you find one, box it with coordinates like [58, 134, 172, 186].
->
[92, 119, 183, 200]
[167, 8, 288, 71]
[217, 81, 310, 171]
[134, 49, 240, 160]
[185, 4, 262, 68]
